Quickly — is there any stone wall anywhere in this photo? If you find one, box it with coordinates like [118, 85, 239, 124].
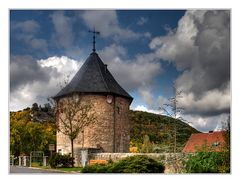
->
[56, 94, 131, 155]
[114, 97, 131, 152]
[89, 153, 190, 173]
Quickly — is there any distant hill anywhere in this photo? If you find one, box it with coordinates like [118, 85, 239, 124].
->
[10, 104, 200, 154]
[10, 103, 55, 123]
[129, 110, 200, 152]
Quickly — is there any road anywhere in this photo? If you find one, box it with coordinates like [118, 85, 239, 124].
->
[10, 166, 66, 174]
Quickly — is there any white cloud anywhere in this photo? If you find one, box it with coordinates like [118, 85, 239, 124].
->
[11, 20, 48, 52]
[178, 83, 230, 116]
[10, 56, 83, 111]
[133, 102, 229, 133]
[38, 56, 80, 73]
[10, 43, 161, 112]
[81, 10, 148, 41]
[183, 113, 229, 132]
[30, 38, 48, 50]
[12, 20, 40, 33]
[98, 44, 161, 92]
[98, 44, 163, 111]
[137, 17, 148, 26]
[138, 88, 154, 107]
[50, 11, 74, 49]
[133, 105, 162, 115]
[149, 11, 200, 70]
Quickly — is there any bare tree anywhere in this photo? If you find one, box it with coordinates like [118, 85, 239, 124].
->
[55, 94, 97, 167]
[219, 115, 230, 172]
[160, 83, 184, 153]
[221, 115, 230, 150]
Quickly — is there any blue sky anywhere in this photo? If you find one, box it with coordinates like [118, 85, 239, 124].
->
[10, 10, 230, 132]
[10, 10, 184, 59]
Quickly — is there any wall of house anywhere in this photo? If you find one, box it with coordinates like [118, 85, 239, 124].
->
[56, 94, 131, 156]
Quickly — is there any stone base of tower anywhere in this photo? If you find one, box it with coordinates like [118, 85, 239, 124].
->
[56, 94, 131, 156]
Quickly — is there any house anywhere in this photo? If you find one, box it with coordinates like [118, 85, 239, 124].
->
[182, 131, 227, 153]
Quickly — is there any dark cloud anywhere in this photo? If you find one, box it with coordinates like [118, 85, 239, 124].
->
[10, 56, 82, 111]
[149, 10, 230, 117]
[179, 85, 230, 117]
[10, 55, 52, 91]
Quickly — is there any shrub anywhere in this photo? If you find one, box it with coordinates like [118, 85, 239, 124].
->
[49, 153, 74, 168]
[81, 164, 109, 173]
[81, 155, 165, 173]
[109, 155, 165, 173]
[185, 152, 230, 173]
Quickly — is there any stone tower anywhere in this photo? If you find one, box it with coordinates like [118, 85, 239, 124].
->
[53, 50, 133, 155]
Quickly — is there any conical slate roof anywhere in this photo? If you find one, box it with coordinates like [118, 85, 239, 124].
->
[54, 52, 133, 100]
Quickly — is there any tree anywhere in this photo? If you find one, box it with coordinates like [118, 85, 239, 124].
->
[32, 103, 39, 111]
[159, 84, 184, 153]
[221, 115, 230, 149]
[55, 94, 97, 167]
[10, 108, 56, 156]
[220, 115, 230, 172]
[141, 135, 153, 153]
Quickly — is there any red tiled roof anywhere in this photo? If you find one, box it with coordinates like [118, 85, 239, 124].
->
[182, 131, 226, 153]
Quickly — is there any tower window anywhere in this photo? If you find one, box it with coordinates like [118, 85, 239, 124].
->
[117, 106, 120, 114]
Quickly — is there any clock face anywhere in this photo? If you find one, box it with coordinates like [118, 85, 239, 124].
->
[106, 95, 113, 104]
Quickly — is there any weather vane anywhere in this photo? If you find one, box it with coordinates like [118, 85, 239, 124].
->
[88, 28, 100, 52]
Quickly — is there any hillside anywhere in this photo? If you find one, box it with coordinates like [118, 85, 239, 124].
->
[10, 104, 200, 155]
[129, 110, 200, 152]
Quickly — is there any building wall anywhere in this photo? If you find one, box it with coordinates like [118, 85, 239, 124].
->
[114, 97, 130, 152]
[89, 153, 190, 173]
[56, 94, 131, 155]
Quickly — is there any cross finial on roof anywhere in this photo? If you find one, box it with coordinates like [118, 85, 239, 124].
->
[88, 28, 100, 52]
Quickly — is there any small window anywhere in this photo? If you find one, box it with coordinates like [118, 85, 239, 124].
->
[117, 106, 120, 114]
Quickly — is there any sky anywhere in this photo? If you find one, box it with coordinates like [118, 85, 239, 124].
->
[10, 10, 230, 132]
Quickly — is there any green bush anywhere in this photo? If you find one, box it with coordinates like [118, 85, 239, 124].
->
[49, 153, 74, 168]
[185, 152, 230, 173]
[81, 155, 165, 173]
[81, 164, 109, 173]
[109, 155, 165, 173]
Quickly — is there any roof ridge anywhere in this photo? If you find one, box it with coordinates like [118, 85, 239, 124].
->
[94, 53, 110, 92]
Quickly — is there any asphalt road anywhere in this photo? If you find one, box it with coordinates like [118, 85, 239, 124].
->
[10, 166, 66, 174]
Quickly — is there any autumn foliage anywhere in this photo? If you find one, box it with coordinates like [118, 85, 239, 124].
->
[10, 105, 56, 156]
